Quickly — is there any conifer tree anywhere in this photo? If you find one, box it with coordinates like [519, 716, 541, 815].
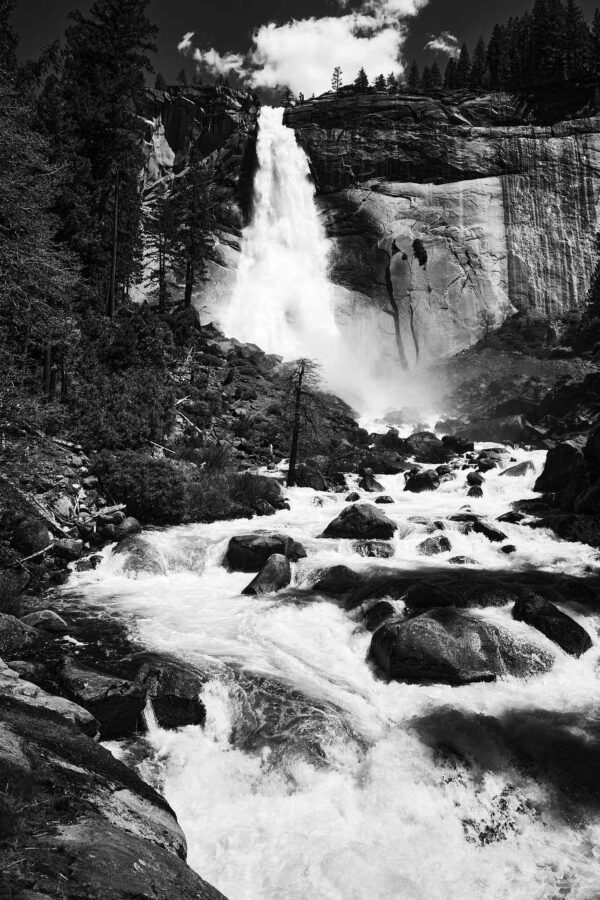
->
[281, 87, 294, 105]
[154, 72, 167, 90]
[0, 0, 18, 73]
[487, 24, 509, 89]
[331, 66, 342, 91]
[177, 67, 188, 86]
[172, 168, 214, 309]
[430, 61, 443, 90]
[374, 73, 387, 90]
[456, 43, 471, 88]
[421, 65, 433, 93]
[532, 0, 567, 85]
[444, 57, 458, 89]
[386, 72, 398, 93]
[470, 37, 488, 90]
[407, 60, 421, 91]
[592, 9, 600, 76]
[563, 0, 592, 82]
[354, 67, 369, 91]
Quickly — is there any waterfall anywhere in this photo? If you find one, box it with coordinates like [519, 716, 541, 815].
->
[221, 107, 339, 369]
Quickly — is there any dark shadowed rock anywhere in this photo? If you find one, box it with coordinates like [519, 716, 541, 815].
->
[52, 538, 83, 561]
[418, 536, 452, 556]
[364, 601, 396, 632]
[242, 554, 292, 595]
[358, 468, 384, 492]
[535, 441, 587, 493]
[313, 565, 360, 595]
[21, 610, 69, 633]
[449, 556, 480, 566]
[500, 461, 535, 478]
[370, 607, 554, 685]
[0, 614, 43, 659]
[467, 486, 483, 498]
[472, 520, 508, 542]
[467, 472, 485, 486]
[113, 516, 142, 541]
[114, 652, 207, 730]
[295, 465, 328, 491]
[405, 470, 440, 493]
[58, 659, 146, 740]
[345, 492, 361, 502]
[497, 511, 525, 524]
[113, 535, 167, 576]
[501, 545, 517, 554]
[405, 432, 450, 463]
[321, 503, 397, 540]
[0, 566, 30, 615]
[226, 532, 307, 572]
[12, 517, 50, 555]
[512, 593, 593, 657]
[375, 495, 394, 504]
[584, 424, 600, 468]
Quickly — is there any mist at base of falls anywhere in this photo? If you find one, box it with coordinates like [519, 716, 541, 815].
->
[219, 106, 431, 419]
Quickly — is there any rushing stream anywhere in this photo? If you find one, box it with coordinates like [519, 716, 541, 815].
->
[65, 450, 600, 900]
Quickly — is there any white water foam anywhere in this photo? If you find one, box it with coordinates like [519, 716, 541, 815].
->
[65, 449, 600, 900]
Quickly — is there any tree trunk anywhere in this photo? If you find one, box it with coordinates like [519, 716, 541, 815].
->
[287, 362, 305, 487]
[42, 345, 52, 395]
[158, 235, 165, 313]
[184, 259, 194, 308]
[107, 168, 120, 318]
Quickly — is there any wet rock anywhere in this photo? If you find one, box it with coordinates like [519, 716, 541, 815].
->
[417, 535, 452, 556]
[572, 483, 600, 514]
[313, 565, 360, 595]
[370, 607, 554, 685]
[375, 495, 394, 504]
[405, 580, 517, 611]
[467, 486, 484, 498]
[497, 511, 525, 524]
[478, 458, 498, 473]
[353, 540, 395, 558]
[113, 535, 167, 576]
[12, 517, 50, 555]
[115, 652, 207, 730]
[345, 492, 361, 502]
[404, 470, 440, 493]
[242, 554, 292, 595]
[226, 532, 307, 572]
[512, 593, 593, 657]
[449, 556, 480, 566]
[472, 520, 508, 543]
[21, 610, 69, 633]
[358, 468, 384, 492]
[442, 435, 474, 454]
[75, 554, 103, 572]
[405, 431, 450, 463]
[0, 665, 98, 736]
[467, 472, 485, 486]
[52, 538, 83, 561]
[58, 659, 146, 740]
[364, 601, 396, 632]
[321, 503, 397, 540]
[113, 516, 142, 541]
[500, 461, 535, 478]
[501, 545, 517, 555]
[360, 451, 412, 475]
[295, 464, 328, 491]
[0, 614, 43, 659]
[534, 441, 587, 493]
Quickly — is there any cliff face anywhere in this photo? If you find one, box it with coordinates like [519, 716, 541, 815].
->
[140, 86, 260, 307]
[284, 92, 600, 366]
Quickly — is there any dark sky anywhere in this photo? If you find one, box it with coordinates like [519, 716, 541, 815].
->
[13, 0, 600, 84]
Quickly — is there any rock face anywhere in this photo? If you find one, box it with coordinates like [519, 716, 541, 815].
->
[370, 607, 554, 685]
[284, 91, 600, 367]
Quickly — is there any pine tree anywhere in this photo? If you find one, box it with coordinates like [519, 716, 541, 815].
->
[563, 0, 592, 82]
[176, 67, 188, 86]
[444, 57, 458, 89]
[532, 0, 567, 85]
[281, 87, 294, 105]
[386, 72, 398, 93]
[374, 73, 387, 91]
[147, 186, 178, 312]
[470, 36, 488, 91]
[421, 65, 433, 93]
[172, 168, 214, 309]
[331, 66, 342, 91]
[154, 72, 167, 90]
[354, 67, 369, 92]
[430, 61, 443, 90]
[456, 43, 471, 88]
[0, 0, 18, 74]
[487, 24, 509, 89]
[407, 60, 421, 91]
[592, 9, 600, 77]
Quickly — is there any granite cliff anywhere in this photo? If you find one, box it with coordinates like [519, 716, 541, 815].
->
[284, 90, 600, 367]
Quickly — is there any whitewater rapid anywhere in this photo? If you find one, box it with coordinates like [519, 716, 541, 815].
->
[67, 448, 600, 900]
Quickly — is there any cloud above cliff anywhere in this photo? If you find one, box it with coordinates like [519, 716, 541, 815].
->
[424, 31, 460, 58]
[178, 0, 430, 96]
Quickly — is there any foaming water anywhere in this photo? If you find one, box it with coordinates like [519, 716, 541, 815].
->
[66, 447, 600, 900]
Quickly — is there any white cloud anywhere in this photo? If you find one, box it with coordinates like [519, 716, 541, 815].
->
[182, 0, 430, 96]
[424, 31, 460, 58]
[177, 31, 195, 54]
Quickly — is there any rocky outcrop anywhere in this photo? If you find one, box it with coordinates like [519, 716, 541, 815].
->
[284, 91, 600, 367]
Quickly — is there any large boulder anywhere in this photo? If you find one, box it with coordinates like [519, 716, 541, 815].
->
[12, 517, 50, 556]
[58, 659, 146, 740]
[242, 554, 291, 595]
[404, 432, 449, 463]
[321, 503, 397, 540]
[417, 535, 452, 556]
[0, 614, 43, 659]
[113, 535, 167, 576]
[21, 610, 69, 633]
[471, 519, 508, 543]
[534, 441, 587, 493]
[0, 565, 30, 615]
[358, 468, 384, 492]
[0, 663, 98, 736]
[226, 532, 307, 572]
[113, 516, 142, 541]
[52, 538, 83, 561]
[500, 460, 535, 478]
[115, 652, 207, 730]
[295, 464, 328, 491]
[512, 593, 592, 657]
[404, 579, 517, 612]
[404, 470, 440, 493]
[370, 607, 554, 685]
[313, 565, 360, 595]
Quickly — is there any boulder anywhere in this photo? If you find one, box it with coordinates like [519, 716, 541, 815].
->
[358, 468, 384, 492]
[404, 580, 517, 612]
[345, 492, 361, 502]
[417, 535, 452, 556]
[21, 610, 69, 633]
[353, 540, 395, 558]
[58, 659, 146, 740]
[364, 601, 396, 632]
[115, 652, 207, 730]
[449, 556, 480, 566]
[370, 607, 554, 685]
[313, 565, 359, 595]
[572, 484, 600, 515]
[75, 554, 103, 572]
[113, 535, 167, 576]
[321, 503, 397, 540]
[226, 532, 307, 572]
[405, 432, 449, 463]
[12, 517, 50, 555]
[501, 545, 517, 555]
[0, 614, 43, 659]
[0, 567, 30, 615]
[500, 461, 535, 478]
[442, 435, 474, 454]
[113, 516, 142, 541]
[467, 486, 483, 498]
[0, 665, 98, 736]
[467, 472, 485, 486]
[295, 465, 328, 491]
[497, 511, 525, 524]
[404, 470, 440, 493]
[52, 538, 83, 561]
[534, 441, 587, 493]
[375, 495, 394, 504]
[472, 520, 508, 542]
[512, 593, 593, 657]
[242, 554, 292, 595]
[584, 424, 600, 468]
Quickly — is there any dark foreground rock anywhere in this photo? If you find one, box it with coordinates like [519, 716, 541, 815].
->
[370, 607, 554, 685]
[242, 554, 292, 595]
[58, 658, 146, 739]
[0, 614, 43, 660]
[313, 565, 360, 595]
[321, 503, 398, 540]
[404, 470, 440, 493]
[0, 697, 227, 900]
[226, 532, 307, 572]
[513, 593, 593, 657]
[114, 652, 207, 730]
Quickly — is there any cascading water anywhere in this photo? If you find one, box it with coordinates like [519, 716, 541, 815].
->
[67, 450, 600, 900]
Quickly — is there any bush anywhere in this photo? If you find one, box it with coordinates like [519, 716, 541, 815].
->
[70, 367, 176, 451]
[93, 450, 190, 525]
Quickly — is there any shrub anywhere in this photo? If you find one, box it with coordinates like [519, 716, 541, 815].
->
[93, 450, 190, 525]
